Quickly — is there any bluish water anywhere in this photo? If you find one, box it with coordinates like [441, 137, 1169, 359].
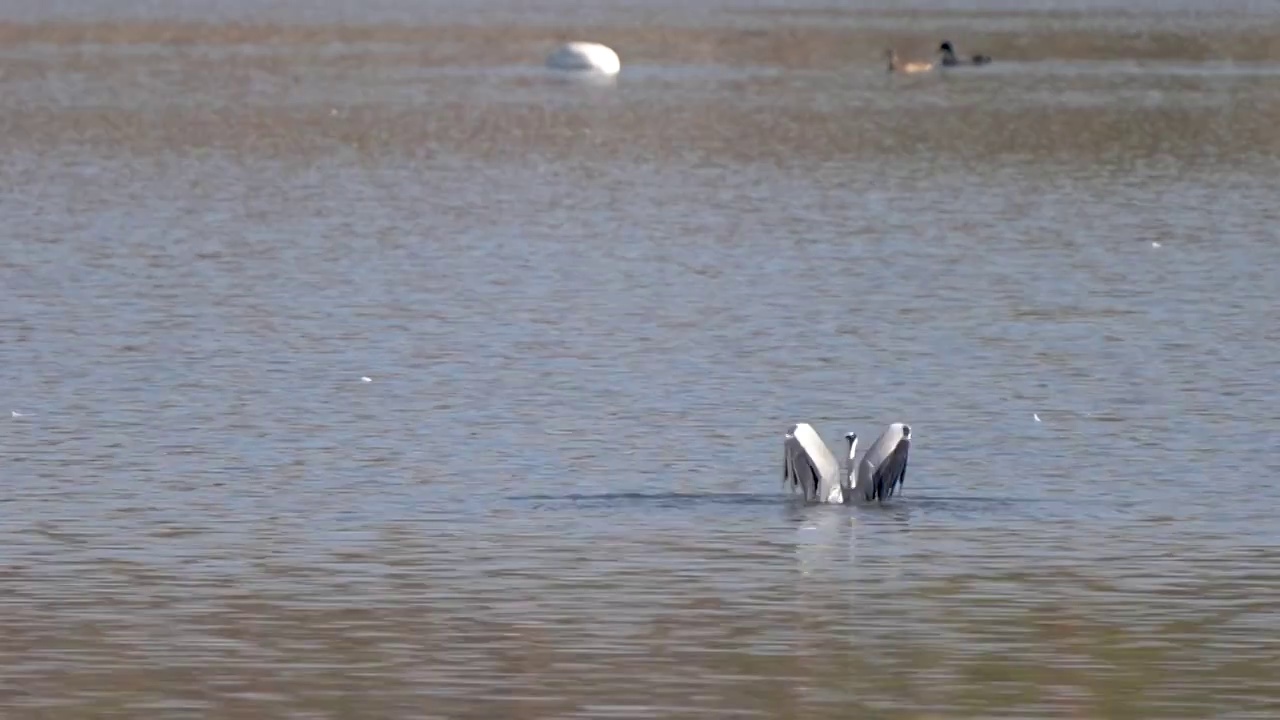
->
[2, 0, 1280, 717]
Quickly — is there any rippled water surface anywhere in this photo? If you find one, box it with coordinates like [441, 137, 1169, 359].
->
[3, 0, 1280, 717]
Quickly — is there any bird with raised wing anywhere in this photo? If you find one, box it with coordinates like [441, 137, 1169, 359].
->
[783, 422, 912, 504]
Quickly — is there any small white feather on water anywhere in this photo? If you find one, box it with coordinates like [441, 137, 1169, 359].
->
[12, 410, 25, 417]
[360, 376, 372, 383]
[1033, 413, 1041, 422]
[1151, 241, 1162, 248]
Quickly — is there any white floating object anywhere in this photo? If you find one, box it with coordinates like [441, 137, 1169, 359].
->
[546, 42, 621, 76]
[360, 376, 372, 383]
[1151, 241, 1161, 248]
[11, 410, 23, 417]
[1033, 413, 1041, 422]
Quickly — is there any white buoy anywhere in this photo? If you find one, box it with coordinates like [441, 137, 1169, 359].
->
[546, 42, 621, 76]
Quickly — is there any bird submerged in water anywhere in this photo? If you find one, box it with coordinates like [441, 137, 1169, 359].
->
[938, 40, 992, 67]
[783, 422, 912, 504]
[884, 49, 933, 74]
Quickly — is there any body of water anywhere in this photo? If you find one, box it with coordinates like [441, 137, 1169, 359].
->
[3, 0, 1280, 717]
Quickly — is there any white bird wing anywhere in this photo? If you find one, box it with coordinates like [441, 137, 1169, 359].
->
[854, 423, 911, 503]
[784, 432, 817, 500]
[784, 423, 839, 502]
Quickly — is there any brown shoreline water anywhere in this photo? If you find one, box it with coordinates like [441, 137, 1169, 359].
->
[2, 20, 1279, 164]
[3, 1, 1280, 718]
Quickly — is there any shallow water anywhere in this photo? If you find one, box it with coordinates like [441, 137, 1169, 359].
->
[3, 0, 1280, 717]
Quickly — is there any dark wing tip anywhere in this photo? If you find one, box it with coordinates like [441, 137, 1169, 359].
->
[783, 434, 822, 501]
[872, 437, 911, 503]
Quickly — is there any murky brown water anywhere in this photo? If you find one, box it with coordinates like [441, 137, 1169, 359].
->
[3, 0, 1280, 717]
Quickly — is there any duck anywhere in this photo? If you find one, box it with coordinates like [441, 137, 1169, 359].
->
[885, 49, 934, 74]
[938, 40, 992, 67]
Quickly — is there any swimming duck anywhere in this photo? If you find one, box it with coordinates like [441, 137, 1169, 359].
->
[885, 49, 933, 74]
[938, 41, 992, 67]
